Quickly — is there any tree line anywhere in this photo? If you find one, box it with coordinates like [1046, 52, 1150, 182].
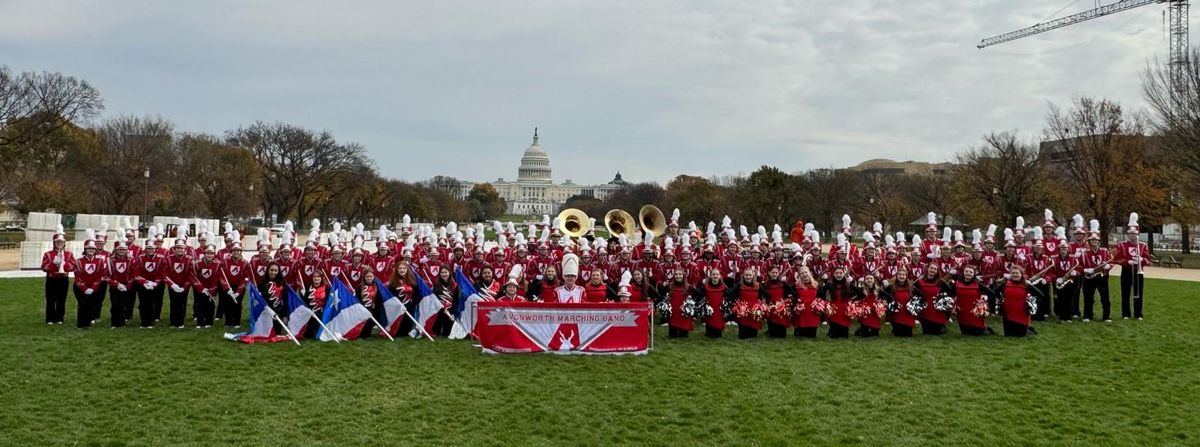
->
[0, 66, 507, 227]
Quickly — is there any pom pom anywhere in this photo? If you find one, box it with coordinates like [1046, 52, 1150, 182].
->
[933, 292, 955, 313]
[905, 295, 926, 316]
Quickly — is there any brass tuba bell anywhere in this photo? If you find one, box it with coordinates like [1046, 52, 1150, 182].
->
[604, 209, 637, 239]
[556, 208, 592, 238]
[638, 205, 667, 237]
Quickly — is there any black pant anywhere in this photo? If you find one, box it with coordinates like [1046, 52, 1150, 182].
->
[1054, 282, 1076, 321]
[668, 326, 689, 338]
[738, 325, 758, 339]
[168, 288, 190, 327]
[827, 323, 849, 339]
[857, 327, 879, 337]
[705, 325, 723, 338]
[92, 282, 108, 322]
[136, 285, 163, 327]
[72, 286, 93, 328]
[193, 289, 216, 327]
[219, 289, 243, 327]
[892, 324, 913, 337]
[433, 313, 453, 337]
[1003, 319, 1028, 337]
[45, 276, 68, 323]
[793, 326, 818, 338]
[1082, 276, 1110, 320]
[303, 316, 321, 339]
[1119, 267, 1145, 319]
[1031, 282, 1050, 320]
[766, 322, 787, 338]
[960, 325, 985, 336]
[920, 320, 945, 335]
[109, 287, 131, 327]
[360, 304, 379, 338]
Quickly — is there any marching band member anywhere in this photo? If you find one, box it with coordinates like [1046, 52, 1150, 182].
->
[949, 264, 989, 336]
[583, 266, 612, 303]
[371, 236, 396, 286]
[498, 265, 527, 302]
[1026, 227, 1053, 321]
[40, 225, 74, 324]
[431, 267, 458, 336]
[220, 242, 250, 328]
[73, 234, 108, 328]
[301, 270, 330, 339]
[732, 268, 764, 339]
[192, 245, 223, 328]
[356, 269, 381, 339]
[134, 229, 167, 328]
[555, 254, 583, 303]
[884, 268, 918, 337]
[1051, 229, 1080, 322]
[475, 264, 502, 298]
[662, 264, 693, 338]
[1080, 220, 1113, 322]
[915, 263, 949, 335]
[820, 265, 854, 339]
[528, 265, 562, 303]
[257, 263, 287, 333]
[762, 264, 793, 339]
[106, 241, 135, 328]
[1114, 213, 1151, 320]
[854, 274, 883, 338]
[791, 266, 821, 338]
[388, 262, 418, 335]
[164, 234, 195, 329]
[992, 264, 1044, 337]
[298, 242, 323, 292]
[696, 267, 730, 338]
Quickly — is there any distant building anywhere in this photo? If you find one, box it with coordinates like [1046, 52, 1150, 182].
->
[842, 159, 953, 176]
[455, 129, 628, 215]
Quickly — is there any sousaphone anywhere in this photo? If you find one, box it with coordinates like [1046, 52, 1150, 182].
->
[556, 208, 592, 238]
[604, 209, 637, 239]
[638, 205, 667, 237]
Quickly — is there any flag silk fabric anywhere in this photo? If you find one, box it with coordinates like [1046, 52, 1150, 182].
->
[377, 278, 407, 337]
[286, 284, 314, 340]
[318, 276, 372, 341]
[222, 283, 289, 344]
[454, 266, 489, 336]
[412, 274, 443, 337]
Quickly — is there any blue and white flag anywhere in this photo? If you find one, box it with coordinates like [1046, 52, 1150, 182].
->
[411, 274, 442, 338]
[318, 276, 371, 341]
[377, 278, 407, 337]
[286, 284, 314, 340]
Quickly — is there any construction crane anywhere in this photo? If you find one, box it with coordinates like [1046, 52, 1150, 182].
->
[978, 0, 1189, 95]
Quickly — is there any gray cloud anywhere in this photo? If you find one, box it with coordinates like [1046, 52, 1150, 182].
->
[0, 0, 1167, 184]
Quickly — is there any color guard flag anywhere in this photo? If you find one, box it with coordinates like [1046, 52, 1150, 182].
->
[222, 283, 287, 343]
[411, 274, 442, 337]
[318, 276, 372, 341]
[454, 266, 490, 338]
[285, 284, 314, 340]
[377, 278, 407, 337]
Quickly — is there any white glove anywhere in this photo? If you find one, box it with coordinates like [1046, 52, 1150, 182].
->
[143, 282, 153, 290]
[171, 284, 185, 293]
[147, 281, 158, 289]
[1083, 268, 1094, 275]
[84, 288, 94, 295]
[536, 275, 544, 280]
[1017, 253, 1026, 261]
[1002, 273, 1011, 280]
[927, 253, 938, 259]
[949, 268, 958, 275]
[229, 291, 239, 300]
[1069, 271, 1078, 277]
[117, 284, 127, 292]
[53, 257, 63, 265]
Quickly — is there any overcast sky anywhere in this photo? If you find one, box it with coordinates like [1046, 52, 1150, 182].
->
[0, 0, 1169, 185]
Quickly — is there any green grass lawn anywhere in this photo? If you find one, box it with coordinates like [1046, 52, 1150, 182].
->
[1, 278, 1197, 446]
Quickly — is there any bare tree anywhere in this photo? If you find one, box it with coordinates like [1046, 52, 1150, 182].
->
[798, 168, 862, 235]
[1143, 48, 1200, 252]
[952, 132, 1052, 227]
[0, 67, 104, 147]
[1044, 98, 1165, 243]
[226, 122, 367, 223]
[91, 116, 175, 213]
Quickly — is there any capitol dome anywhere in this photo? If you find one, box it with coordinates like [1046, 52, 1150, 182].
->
[517, 128, 553, 183]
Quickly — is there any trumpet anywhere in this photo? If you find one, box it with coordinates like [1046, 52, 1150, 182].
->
[557, 208, 592, 238]
[604, 209, 637, 239]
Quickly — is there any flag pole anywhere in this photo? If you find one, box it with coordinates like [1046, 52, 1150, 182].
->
[310, 310, 342, 343]
[401, 303, 436, 342]
[649, 302, 655, 353]
[272, 313, 302, 346]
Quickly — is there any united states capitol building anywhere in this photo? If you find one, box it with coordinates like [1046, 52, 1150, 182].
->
[456, 129, 628, 215]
